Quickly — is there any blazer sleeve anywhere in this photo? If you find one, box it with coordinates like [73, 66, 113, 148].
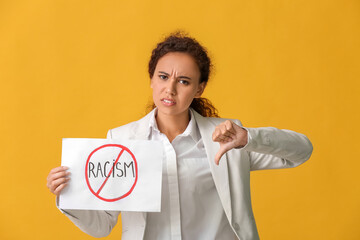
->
[240, 125, 313, 171]
[57, 205, 120, 238]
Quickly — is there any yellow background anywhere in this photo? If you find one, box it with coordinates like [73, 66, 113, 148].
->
[1, 0, 359, 239]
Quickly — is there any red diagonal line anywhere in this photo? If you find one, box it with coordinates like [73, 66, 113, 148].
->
[96, 148, 125, 195]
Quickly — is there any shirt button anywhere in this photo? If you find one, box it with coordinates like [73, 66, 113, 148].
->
[233, 223, 240, 230]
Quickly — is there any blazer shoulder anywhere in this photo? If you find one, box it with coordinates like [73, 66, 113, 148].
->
[201, 116, 243, 127]
[107, 111, 153, 139]
[107, 121, 138, 139]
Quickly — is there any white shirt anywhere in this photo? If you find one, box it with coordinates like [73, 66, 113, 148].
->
[144, 109, 235, 240]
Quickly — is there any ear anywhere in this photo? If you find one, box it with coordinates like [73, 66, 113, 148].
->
[194, 82, 206, 98]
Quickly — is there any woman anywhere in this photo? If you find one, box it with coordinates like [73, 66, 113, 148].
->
[47, 32, 313, 240]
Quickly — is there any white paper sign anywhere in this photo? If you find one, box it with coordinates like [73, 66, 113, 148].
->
[59, 138, 163, 212]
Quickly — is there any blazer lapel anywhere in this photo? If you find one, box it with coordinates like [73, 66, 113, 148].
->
[192, 110, 232, 221]
[131, 110, 154, 140]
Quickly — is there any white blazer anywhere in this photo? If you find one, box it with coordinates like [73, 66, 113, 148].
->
[61, 109, 313, 240]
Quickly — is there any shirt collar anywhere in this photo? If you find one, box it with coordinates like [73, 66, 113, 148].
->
[149, 108, 200, 142]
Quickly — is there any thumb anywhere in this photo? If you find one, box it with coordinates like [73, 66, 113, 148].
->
[215, 144, 229, 165]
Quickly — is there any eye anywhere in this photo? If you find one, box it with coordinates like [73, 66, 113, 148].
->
[159, 74, 168, 80]
[179, 79, 189, 85]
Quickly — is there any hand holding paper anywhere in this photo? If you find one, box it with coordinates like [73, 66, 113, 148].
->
[47, 166, 70, 196]
[59, 138, 163, 212]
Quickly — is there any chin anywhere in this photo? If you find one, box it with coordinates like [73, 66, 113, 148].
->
[158, 107, 189, 117]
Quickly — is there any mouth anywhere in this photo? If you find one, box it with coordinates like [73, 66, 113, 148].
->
[161, 98, 176, 106]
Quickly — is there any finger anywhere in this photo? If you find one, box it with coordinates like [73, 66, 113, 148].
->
[53, 183, 68, 196]
[215, 146, 229, 165]
[47, 170, 70, 187]
[213, 132, 232, 142]
[212, 128, 221, 141]
[219, 124, 233, 138]
[49, 166, 69, 175]
[52, 171, 70, 181]
[47, 166, 68, 181]
[214, 135, 233, 142]
[49, 176, 70, 193]
[224, 120, 236, 135]
[49, 181, 68, 195]
[213, 128, 235, 142]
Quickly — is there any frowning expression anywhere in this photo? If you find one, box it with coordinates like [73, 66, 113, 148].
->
[151, 52, 205, 118]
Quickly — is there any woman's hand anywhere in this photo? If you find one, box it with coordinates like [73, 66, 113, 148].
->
[46, 166, 70, 196]
[212, 120, 248, 165]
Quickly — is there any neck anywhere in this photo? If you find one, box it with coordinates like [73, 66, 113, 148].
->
[156, 110, 190, 142]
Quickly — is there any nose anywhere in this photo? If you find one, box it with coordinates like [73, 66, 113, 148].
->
[165, 78, 176, 95]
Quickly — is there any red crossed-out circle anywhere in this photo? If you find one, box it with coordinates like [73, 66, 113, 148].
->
[85, 144, 138, 202]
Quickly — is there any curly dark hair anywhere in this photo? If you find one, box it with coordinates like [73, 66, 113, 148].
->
[147, 31, 219, 117]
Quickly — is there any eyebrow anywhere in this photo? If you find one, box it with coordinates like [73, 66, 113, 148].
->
[158, 71, 192, 80]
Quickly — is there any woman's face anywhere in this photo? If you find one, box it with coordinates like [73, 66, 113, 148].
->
[151, 52, 205, 118]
